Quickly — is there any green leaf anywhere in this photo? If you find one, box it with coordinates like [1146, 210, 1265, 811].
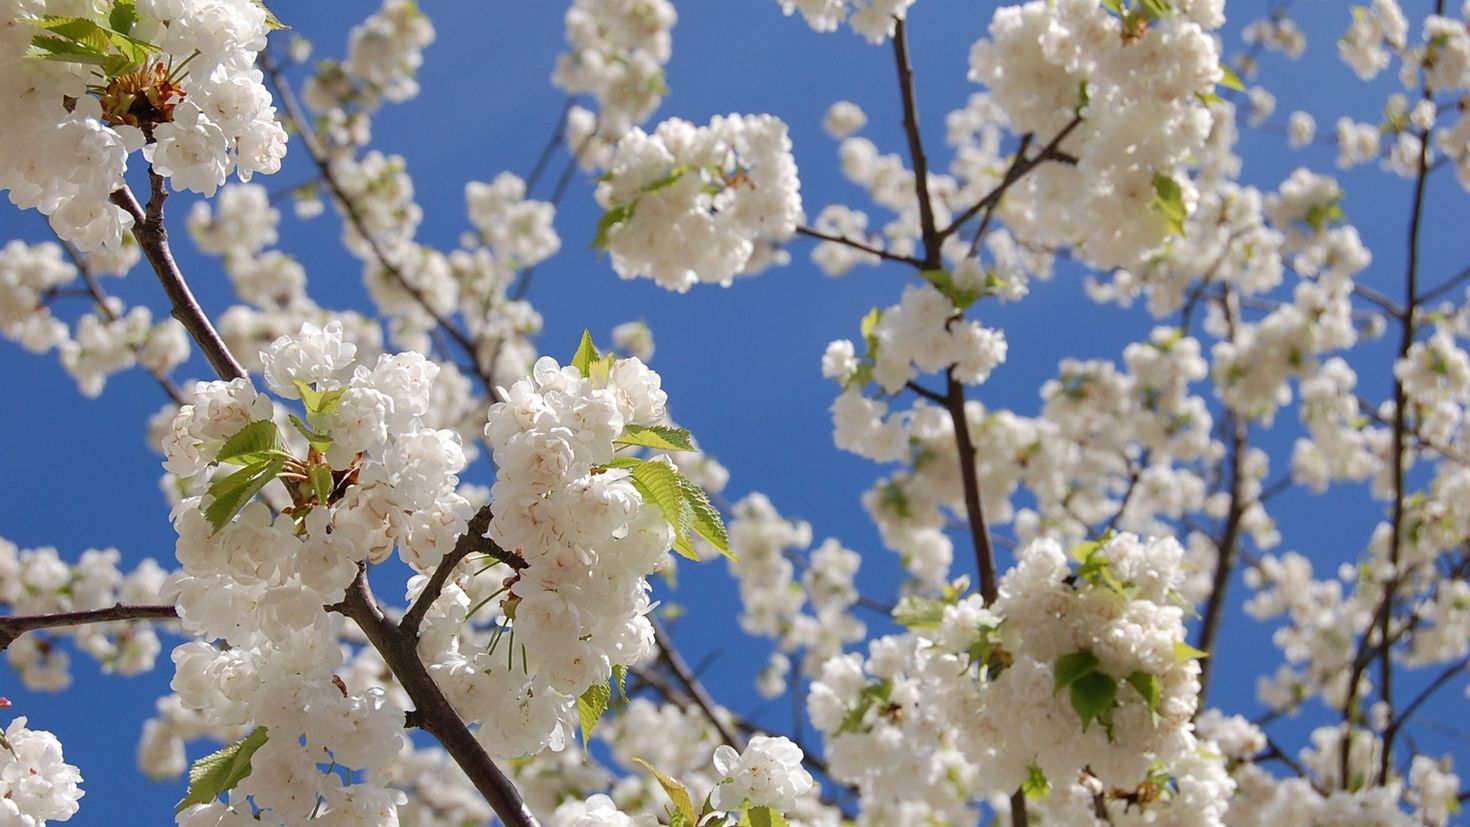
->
[670, 470, 733, 561]
[1070, 670, 1118, 736]
[175, 726, 268, 813]
[1139, 0, 1172, 19]
[919, 268, 981, 310]
[109, 0, 137, 35]
[893, 595, 946, 630]
[577, 682, 611, 754]
[28, 35, 109, 65]
[251, 0, 289, 29]
[1151, 172, 1188, 236]
[1022, 764, 1051, 800]
[740, 806, 789, 827]
[1127, 670, 1163, 726]
[632, 758, 697, 827]
[308, 463, 334, 505]
[204, 456, 286, 534]
[215, 420, 282, 466]
[293, 380, 347, 417]
[614, 423, 695, 452]
[612, 664, 629, 702]
[570, 330, 600, 377]
[1217, 62, 1246, 92]
[288, 414, 334, 454]
[590, 203, 635, 252]
[629, 461, 697, 559]
[1099, 0, 1123, 12]
[644, 164, 691, 193]
[1053, 650, 1100, 695]
[1173, 641, 1209, 663]
[859, 307, 882, 354]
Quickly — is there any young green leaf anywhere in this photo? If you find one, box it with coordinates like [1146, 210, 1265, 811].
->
[1069, 670, 1118, 736]
[614, 423, 695, 452]
[590, 203, 635, 252]
[577, 682, 611, 754]
[632, 758, 697, 826]
[109, 0, 138, 35]
[1217, 62, 1246, 93]
[175, 726, 269, 813]
[571, 330, 600, 377]
[288, 414, 334, 454]
[1126, 670, 1163, 726]
[740, 806, 790, 827]
[1172, 641, 1209, 663]
[204, 456, 286, 534]
[1151, 172, 1188, 236]
[629, 460, 697, 559]
[892, 595, 946, 630]
[1022, 764, 1051, 800]
[215, 420, 283, 466]
[308, 463, 334, 505]
[292, 380, 347, 417]
[670, 469, 733, 561]
[1053, 650, 1100, 695]
[612, 664, 629, 702]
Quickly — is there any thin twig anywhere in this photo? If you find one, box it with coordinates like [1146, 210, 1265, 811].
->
[891, 18, 939, 268]
[794, 225, 924, 268]
[651, 616, 744, 751]
[400, 503, 518, 637]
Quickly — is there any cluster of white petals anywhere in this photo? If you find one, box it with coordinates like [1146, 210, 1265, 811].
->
[595, 114, 802, 291]
[0, 716, 84, 825]
[553, 0, 676, 138]
[0, 0, 287, 251]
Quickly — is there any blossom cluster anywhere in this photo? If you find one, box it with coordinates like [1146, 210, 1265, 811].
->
[594, 114, 802, 291]
[0, 0, 287, 251]
[553, 0, 676, 139]
[0, 715, 85, 826]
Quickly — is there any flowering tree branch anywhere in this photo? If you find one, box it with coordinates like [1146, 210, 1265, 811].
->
[0, 604, 179, 652]
[794, 225, 924, 268]
[400, 503, 519, 638]
[892, 19, 939, 266]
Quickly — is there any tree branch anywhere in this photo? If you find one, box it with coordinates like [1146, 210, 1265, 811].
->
[794, 225, 924, 268]
[110, 181, 247, 383]
[943, 368, 999, 605]
[1196, 410, 1246, 705]
[400, 503, 522, 638]
[0, 604, 179, 652]
[891, 18, 939, 268]
[333, 568, 541, 827]
[651, 616, 744, 751]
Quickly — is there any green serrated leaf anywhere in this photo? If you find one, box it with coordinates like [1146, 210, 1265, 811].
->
[1151, 172, 1188, 236]
[1070, 670, 1118, 736]
[251, 0, 289, 29]
[571, 330, 600, 378]
[1022, 764, 1050, 800]
[288, 414, 334, 454]
[215, 420, 282, 466]
[670, 470, 733, 560]
[577, 682, 611, 755]
[1217, 62, 1246, 93]
[28, 35, 109, 65]
[645, 164, 691, 193]
[633, 758, 698, 827]
[308, 463, 334, 505]
[614, 423, 695, 452]
[893, 595, 946, 629]
[590, 203, 635, 252]
[175, 726, 268, 813]
[1127, 670, 1163, 726]
[1053, 650, 1100, 694]
[629, 460, 697, 558]
[1139, 0, 1172, 19]
[204, 456, 286, 534]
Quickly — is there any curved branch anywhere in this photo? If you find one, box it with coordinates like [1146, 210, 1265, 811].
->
[794, 225, 924, 268]
[401, 504, 523, 637]
[110, 180, 246, 383]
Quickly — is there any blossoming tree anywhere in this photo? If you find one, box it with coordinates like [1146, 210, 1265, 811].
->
[1, 0, 1468, 825]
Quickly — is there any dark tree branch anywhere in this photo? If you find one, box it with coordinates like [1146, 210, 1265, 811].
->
[891, 19, 940, 268]
[794, 225, 924, 268]
[333, 569, 541, 827]
[110, 181, 247, 383]
[0, 604, 179, 652]
[1196, 410, 1246, 705]
[651, 616, 744, 751]
[400, 503, 517, 638]
[943, 368, 999, 605]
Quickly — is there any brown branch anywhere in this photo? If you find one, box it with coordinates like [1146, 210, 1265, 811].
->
[943, 116, 1084, 249]
[332, 568, 541, 827]
[1196, 410, 1247, 705]
[110, 180, 246, 383]
[891, 18, 939, 268]
[0, 604, 179, 652]
[794, 225, 924, 268]
[943, 368, 998, 605]
[651, 616, 744, 751]
[400, 504, 522, 637]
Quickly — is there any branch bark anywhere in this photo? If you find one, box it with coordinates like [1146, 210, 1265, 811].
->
[0, 603, 179, 651]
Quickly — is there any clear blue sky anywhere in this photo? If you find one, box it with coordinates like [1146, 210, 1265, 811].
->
[2, 1, 1466, 821]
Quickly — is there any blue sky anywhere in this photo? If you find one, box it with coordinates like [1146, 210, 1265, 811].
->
[2, 1, 1468, 821]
